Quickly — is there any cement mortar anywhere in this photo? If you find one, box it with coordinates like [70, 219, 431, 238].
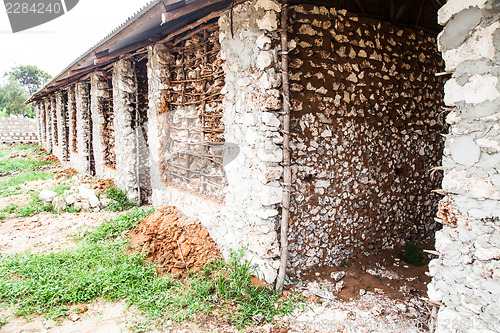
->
[429, 1, 500, 331]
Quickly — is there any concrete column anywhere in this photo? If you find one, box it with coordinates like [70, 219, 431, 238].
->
[113, 59, 140, 203]
[76, 82, 92, 174]
[427, 1, 500, 332]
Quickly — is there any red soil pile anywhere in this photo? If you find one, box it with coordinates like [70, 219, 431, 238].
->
[92, 179, 114, 193]
[129, 206, 220, 275]
[44, 155, 59, 162]
[55, 168, 78, 179]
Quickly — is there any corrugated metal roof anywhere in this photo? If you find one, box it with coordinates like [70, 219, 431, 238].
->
[28, 0, 164, 102]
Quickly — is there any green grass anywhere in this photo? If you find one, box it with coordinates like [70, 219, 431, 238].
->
[0, 171, 54, 197]
[0, 194, 54, 219]
[0, 145, 55, 197]
[104, 186, 135, 212]
[85, 206, 154, 243]
[398, 241, 427, 266]
[0, 208, 299, 329]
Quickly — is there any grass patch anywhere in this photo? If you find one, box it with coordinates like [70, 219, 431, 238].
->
[104, 186, 134, 212]
[85, 206, 154, 243]
[0, 209, 299, 329]
[0, 171, 54, 197]
[397, 241, 427, 266]
[0, 194, 54, 219]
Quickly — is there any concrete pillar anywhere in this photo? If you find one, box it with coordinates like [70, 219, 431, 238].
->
[427, 1, 500, 331]
[76, 82, 92, 174]
[113, 59, 140, 203]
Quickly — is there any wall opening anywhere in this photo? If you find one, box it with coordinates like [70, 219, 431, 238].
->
[158, 27, 226, 199]
[286, 4, 447, 276]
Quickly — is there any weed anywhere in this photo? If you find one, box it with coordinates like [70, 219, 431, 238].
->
[85, 206, 154, 242]
[0, 194, 54, 220]
[0, 206, 299, 329]
[398, 241, 427, 266]
[104, 186, 134, 212]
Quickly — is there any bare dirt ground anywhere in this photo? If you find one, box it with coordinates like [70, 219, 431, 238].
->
[0, 148, 433, 332]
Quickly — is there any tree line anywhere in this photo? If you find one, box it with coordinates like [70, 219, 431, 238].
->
[0, 65, 51, 118]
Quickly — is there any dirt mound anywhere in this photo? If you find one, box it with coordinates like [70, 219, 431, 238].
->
[129, 206, 220, 275]
[55, 168, 78, 179]
[92, 179, 114, 193]
[44, 155, 59, 162]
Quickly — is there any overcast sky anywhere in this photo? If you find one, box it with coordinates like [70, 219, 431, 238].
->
[0, 0, 152, 80]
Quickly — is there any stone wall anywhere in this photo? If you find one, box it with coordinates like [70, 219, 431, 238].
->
[90, 71, 116, 179]
[68, 85, 79, 166]
[113, 59, 141, 204]
[44, 98, 52, 152]
[285, 4, 447, 276]
[75, 82, 93, 174]
[427, 1, 500, 332]
[50, 96, 61, 158]
[55, 91, 69, 163]
[218, 0, 284, 283]
[147, 43, 224, 244]
[0, 117, 39, 143]
[136, 58, 151, 204]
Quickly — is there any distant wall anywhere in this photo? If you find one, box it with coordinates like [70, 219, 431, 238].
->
[0, 117, 39, 143]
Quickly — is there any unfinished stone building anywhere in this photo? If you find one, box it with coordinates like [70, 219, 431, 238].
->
[29, 0, 499, 331]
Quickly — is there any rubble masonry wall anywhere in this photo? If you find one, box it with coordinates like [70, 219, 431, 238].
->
[75, 82, 92, 174]
[147, 43, 226, 274]
[55, 91, 68, 163]
[218, 0, 284, 282]
[90, 71, 116, 179]
[427, 1, 500, 332]
[68, 85, 79, 167]
[113, 59, 141, 204]
[286, 4, 447, 276]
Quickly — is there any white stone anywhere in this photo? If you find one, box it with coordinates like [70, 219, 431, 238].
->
[256, 35, 272, 50]
[39, 190, 57, 203]
[442, 170, 500, 200]
[259, 185, 282, 206]
[65, 194, 76, 205]
[450, 136, 481, 167]
[444, 74, 500, 106]
[256, 51, 274, 71]
[261, 112, 280, 128]
[475, 245, 500, 261]
[441, 21, 499, 72]
[256, 11, 278, 31]
[438, 0, 488, 25]
[253, 0, 281, 12]
[52, 197, 67, 212]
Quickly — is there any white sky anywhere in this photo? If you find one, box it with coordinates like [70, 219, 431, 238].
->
[0, 0, 152, 79]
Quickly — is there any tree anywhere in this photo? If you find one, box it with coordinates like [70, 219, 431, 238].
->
[5, 65, 51, 95]
[0, 81, 33, 118]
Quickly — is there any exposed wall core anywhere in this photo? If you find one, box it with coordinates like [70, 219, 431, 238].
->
[68, 85, 77, 153]
[286, 4, 447, 275]
[135, 57, 151, 203]
[157, 29, 226, 198]
[91, 71, 116, 179]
